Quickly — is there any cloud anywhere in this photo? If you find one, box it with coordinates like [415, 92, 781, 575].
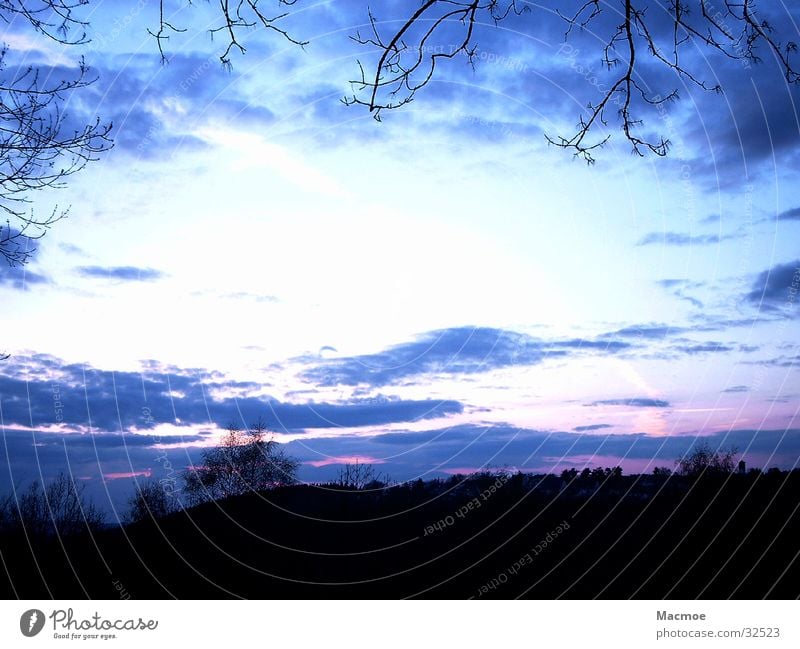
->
[59, 243, 85, 256]
[747, 354, 800, 369]
[722, 385, 750, 393]
[0, 229, 50, 290]
[588, 398, 670, 408]
[678, 295, 704, 309]
[657, 279, 702, 289]
[673, 21, 800, 184]
[637, 232, 740, 246]
[605, 314, 768, 343]
[674, 342, 735, 355]
[745, 260, 800, 313]
[75, 266, 165, 281]
[0, 354, 463, 435]
[300, 326, 630, 387]
[573, 424, 613, 432]
[76, 53, 266, 157]
[221, 291, 279, 303]
[656, 278, 706, 309]
[0, 264, 50, 291]
[0, 426, 208, 512]
[305, 455, 387, 468]
[777, 207, 800, 221]
[259, 398, 463, 431]
[605, 323, 685, 340]
[286, 425, 800, 484]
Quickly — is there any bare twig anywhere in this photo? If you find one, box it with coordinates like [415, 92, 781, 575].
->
[154, 0, 308, 66]
[346, 0, 798, 161]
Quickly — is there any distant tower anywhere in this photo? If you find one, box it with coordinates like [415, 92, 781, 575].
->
[738, 460, 746, 474]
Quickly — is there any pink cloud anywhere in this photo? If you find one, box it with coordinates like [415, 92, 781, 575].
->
[102, 470, 152, 481]
[305, 455, 387, 468]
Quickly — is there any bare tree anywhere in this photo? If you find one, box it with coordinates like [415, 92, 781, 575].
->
[125, 479, 178, 523]
[0, 54, 112, 262]
[0, 472, 104, 537]
[0, 2, 112, 267]
[344, 0, 799, 163]
[335, 460, 388, 490]
[675, 440, 738, 477]
[182, 421, 299, 505]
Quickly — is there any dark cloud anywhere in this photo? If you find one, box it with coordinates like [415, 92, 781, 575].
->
[588, 398, 670, 408]
[637, 232, 740, 246]
[573, 424, 613, 432]
[722, 385, 750, 393]
[75, 266, 165, 281]
[777, 207, 800, 221]
[668, 7, 800, 185]
[746, 354, 800, 369]
[674, 342, 735, 355]
[0, 228, 50, 290]
[0, 355, 463, 434]
[558, 339, 630, 351]
[0, 353, 467, 510]
[300, 327, 631, 387]
[364, 424, 514, 447]
[657, 279, 700, 289]
[656, 278, 706, 309]
[0, 264, 50, 291]
[606, 323, 683, 339]
[260, 398, 462, 431]
[687, 314, 773, 332]
[77, 51, 281, 158]
[606, 314, 769, 343]
[745, 260, 800, 313]
[679, 295, 704, 309]
[287, 425, 800, 484]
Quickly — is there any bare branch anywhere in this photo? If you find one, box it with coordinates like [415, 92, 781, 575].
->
[346, 0, 798, 161]
[155, 0, 308, 67]
[344, 1, 529, 119]
[0, 44, 112, 264]
[0, 0, 90, 45]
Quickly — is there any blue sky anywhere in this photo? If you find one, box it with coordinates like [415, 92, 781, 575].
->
[1, 1, 799, 513]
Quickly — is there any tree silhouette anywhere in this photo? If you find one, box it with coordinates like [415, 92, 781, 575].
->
[125, 479, 178, 523]
[0, 2, 111, 267]
[334, 460, 389, 491]
[561, 468, 579, 482]
[182, 421, 299, 505]
[675, 440, 738, 478]
[0, 472, 103, 538]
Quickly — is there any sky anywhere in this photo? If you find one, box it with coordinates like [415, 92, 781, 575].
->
[1, 1, 799, 515]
